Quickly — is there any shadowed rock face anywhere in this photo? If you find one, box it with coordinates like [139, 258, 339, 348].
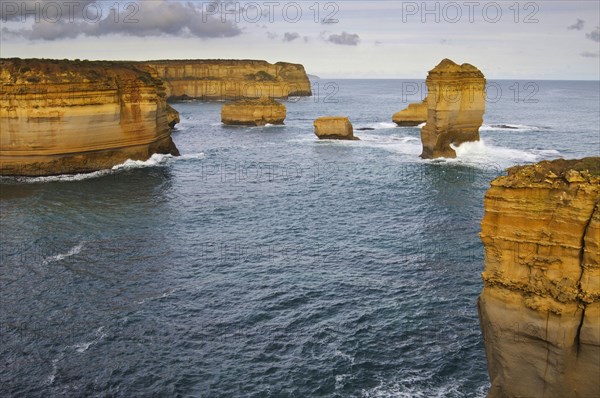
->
[140, 60, 312, 101]
[392, 98, 428, 126]
[421, 58, 486, 159]
[479, 157, 600, 398]
[221, 97, 286, 126]
[0, 58, 179, 176]
[313, 116, 358, 140]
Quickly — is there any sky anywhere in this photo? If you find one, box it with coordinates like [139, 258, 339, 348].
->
[1, 0, 599, 79]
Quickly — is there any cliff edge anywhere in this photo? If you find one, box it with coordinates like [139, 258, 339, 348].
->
[479, 157, 600, 397]
[0, 58, 179, 176]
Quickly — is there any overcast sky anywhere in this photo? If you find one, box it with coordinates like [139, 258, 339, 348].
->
[1, 0, 599, 79]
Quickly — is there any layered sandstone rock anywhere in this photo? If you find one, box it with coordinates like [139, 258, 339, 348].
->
[421, 59, 486, 158]
[141, 60, 311, 101]
[166, 104, 180, 128]
[314, 117, 358, 140]
[221, 97, 286, 126]
[478, 157, 600, 398]
[392, 98, 428, 126]
[0, 58, 179, 176]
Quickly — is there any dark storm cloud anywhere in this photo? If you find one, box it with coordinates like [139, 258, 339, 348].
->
[567, 19, 585, 30]
[283, 32, 299, 42]
[586, 26, 600, 42]
[325, 31, 360, 46]
[2, 1, 241, 40]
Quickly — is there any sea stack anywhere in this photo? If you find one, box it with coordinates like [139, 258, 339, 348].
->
[478, 157, 600, 398]
[0, 58, 179, 176]
[313, 117, 358, 140]
[421, 59, 486, 159]
[221, 97, 286, 126]
[392, 98, 428, 126]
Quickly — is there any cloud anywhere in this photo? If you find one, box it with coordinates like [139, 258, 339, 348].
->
[283, 32, 300, 42]
[0, 0, 97, 21]
[567, 19, 585, 30]
[266, 31, 278, 40]
[325, 31, 360, 46]
[2, 1, 241, 40]
[581, 51, 599, 58]
[586, 26, 600, 42]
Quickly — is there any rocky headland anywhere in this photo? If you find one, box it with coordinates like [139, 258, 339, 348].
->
[140, 60, 312, 101]
[314, 116, 358, 140]
[221, 97, 286, 126]
[479, 157, 600, 398]
[0, 58, 179, 176]
[420, 58, 486, 159]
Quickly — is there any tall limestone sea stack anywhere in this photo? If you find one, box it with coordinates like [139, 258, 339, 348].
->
[478, 157, 600, 398]
[140, 60, 312, 100]
[0, 58, 180, 176]
[420, 59, 486, 159]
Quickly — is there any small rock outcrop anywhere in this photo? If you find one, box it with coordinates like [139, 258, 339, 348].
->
[478, 157, 600, 398]
[0, 58, 179, 176]
[421, 59, 486, 158]
[313, 117, 358, 140]
[221, 97, 286, 126]
[392, 98, 428, 126]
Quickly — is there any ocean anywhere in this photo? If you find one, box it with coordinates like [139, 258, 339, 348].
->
[1, 79, 599, 397]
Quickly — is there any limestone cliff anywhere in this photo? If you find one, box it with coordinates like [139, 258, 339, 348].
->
[392, 98, 428, 126]
[0, 58, 179, 176]
[140, 60, 312, 101]
[421, 59, 486, 159]
[479, 157, 600, 398]
[221, 97, 286, 126]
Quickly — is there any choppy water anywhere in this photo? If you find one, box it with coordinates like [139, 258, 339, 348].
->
[1, 80, 598, 397]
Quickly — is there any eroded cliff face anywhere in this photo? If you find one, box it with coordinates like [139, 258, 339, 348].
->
[0, 58, 179, 176]
[141, 60, 312, 100]
[479, 157, 600, 398]
[421, 59, 486, 159]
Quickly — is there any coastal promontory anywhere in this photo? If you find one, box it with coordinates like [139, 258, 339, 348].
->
[0, 58, 179, 176]
[140, 60, 312, 101]
[478, 157, 600, 398]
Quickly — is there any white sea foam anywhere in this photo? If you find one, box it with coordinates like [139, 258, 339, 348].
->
[46, 358, 60, 385]
[451, 139, 540, 166]
[479, 123, 545, 132]
[361, 375, 488, 398]
[43, 243, 85, 265]
[73, 327, 106, 353]
[360, 122, 398, 130]
[9, 152, 205, 184]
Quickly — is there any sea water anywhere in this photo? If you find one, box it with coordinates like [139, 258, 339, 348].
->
[1, 80, 598, 397]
